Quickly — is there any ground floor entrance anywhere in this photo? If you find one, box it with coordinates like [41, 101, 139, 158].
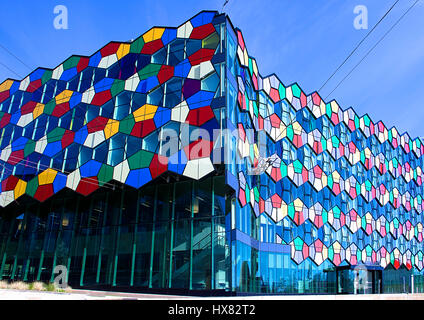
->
[335, 265, 383, 294]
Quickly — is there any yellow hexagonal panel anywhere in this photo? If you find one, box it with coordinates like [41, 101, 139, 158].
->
[33, 103, 45, 119]
[38, 168, 57, 185]
[104, 119, 119, 139]
[142, 27, 165, 43]
[14, 180, 27, 199]
[117, 43, 130, 60]
[0, 79, 14, 92]
[55, 90, 73, 104]
[133, 104, 158, 122]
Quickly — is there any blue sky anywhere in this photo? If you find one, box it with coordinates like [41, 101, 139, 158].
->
[0, 0, 423, 138]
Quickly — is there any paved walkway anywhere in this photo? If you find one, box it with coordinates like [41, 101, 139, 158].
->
[1, 289, 424, 300]
[0, 289, 188, 300]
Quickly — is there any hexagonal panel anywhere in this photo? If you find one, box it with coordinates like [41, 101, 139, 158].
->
[328, 241, 345, 266]
[309, 239, 328, 266]
[328, 206, 345, 231]
[308, 202, 328, 229]
[290, 237, 309, 265]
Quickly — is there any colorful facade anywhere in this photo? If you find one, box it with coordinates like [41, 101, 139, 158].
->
[0, 11, 423, 294]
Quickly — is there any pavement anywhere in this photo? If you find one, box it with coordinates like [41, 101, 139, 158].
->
[1, 289, 424, 300]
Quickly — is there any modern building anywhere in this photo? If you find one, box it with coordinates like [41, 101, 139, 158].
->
[0, 10, 423, 295]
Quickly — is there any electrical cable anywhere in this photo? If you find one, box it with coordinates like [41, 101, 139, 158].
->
[325, 0, 421, 100]
[318, 0, 401, 93]
[0, 154, 115, 189]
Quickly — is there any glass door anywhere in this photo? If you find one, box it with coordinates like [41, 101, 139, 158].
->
[337, 269, 354, 294]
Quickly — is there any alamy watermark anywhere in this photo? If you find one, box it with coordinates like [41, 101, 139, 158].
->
[353, 5, 368, 30]
[53, 264, 68, 289]
[53, 5, 69, 30]
[353, 264, 369, 293]
[156, 127, 269, 174]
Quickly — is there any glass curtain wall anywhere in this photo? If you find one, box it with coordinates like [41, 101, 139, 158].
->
[231, 201, 424, 294]
[0, 175, 230, 292]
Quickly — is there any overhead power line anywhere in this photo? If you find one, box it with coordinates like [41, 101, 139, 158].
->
[325, 0, 421, 100]
[318, 0, 401, 93]
[274, 0, 404, 143]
